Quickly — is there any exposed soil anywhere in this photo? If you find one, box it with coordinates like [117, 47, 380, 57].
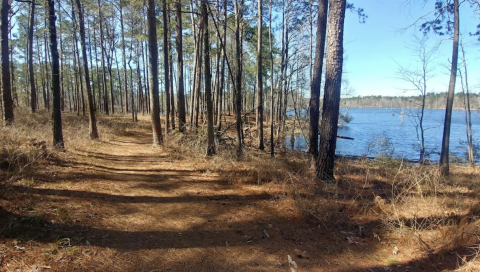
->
[1, 115, 479, 272]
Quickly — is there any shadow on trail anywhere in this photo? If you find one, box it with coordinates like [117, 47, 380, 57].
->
[73, 150, 167, 164]
[0, 202, 473, 272]
[8, 186, 271, 204]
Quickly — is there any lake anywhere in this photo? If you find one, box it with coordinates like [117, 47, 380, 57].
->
[286, 108, 480, 163]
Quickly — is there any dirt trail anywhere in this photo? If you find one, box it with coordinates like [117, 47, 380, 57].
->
[0, 125, 464, 272]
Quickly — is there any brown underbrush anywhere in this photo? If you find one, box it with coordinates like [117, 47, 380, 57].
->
[1, 109, 479, 271]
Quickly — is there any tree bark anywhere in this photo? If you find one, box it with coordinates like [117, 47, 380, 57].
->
[269, 0, 274, 156]
[459, 42, 474, 166]
[188, 0, 197, 130]
[234, 0, 243, 158]
[216, 0, 227, 131]
[147, 0, 163, 146]
[163, 0, 171, 133]
[97, 0, 109, 115]
[44, 33, 50, 111]
[202, 0, 215, 155]
[256, 0, 264, 150]
[439, 0, 459, 176]
[168, 13, 175, 130]
[28, 0, 37, 113]
[194, 28, 203, 129]
[46, 0, 64, 149]
[58, 0, 65, 111]
[75, 0, 98, 139]
[119, 3, 128, 113]
[308, 0, 328, 160]
[176, 0, 186, 132]
[1, 0, 13, 125]
[317, 0, 346, 182]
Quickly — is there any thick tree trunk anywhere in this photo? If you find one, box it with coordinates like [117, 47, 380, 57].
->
[317, 0, 346, 182]
[308, 0, 328, 160]
[75, 0, 98, 139]
[202, 0, 215, 155]
[439, 0, 459, 176]
[256, 0, 264, 150]
[176, 0, 186, 132]
[147, 0, 163, 146]
[46, 0, 64, 149]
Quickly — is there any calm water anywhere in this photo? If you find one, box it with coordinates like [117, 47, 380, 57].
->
[287, 108, 480, 163]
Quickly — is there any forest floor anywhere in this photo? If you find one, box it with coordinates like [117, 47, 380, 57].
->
[1, 110, 480, 272]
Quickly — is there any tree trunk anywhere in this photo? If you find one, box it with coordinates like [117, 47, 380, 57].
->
[234, 0, 243, 158]
[119, 3, 128, 113]
[88, 21, 98, 111]
[269, 0, 274, 156]
[114, 50, 123, 113]
[256, 0, 264, 150]
[280, 2, 289, 137]
[216, 0, 227, 131]
[44, 33, 51, 111]
[317, 0, 346, 182]
[46, 0, 64, 150]
[1, 0, 13, 125]
[71, 4, 85, 117]
[188, 0, 197, 130]
[28, 0, 37, 113]
[168, 13, 175, 130]
[97, 0, 109, 115]
[194, 27, 203, 129]
[75, 0, 98, 139]
[147, 0, 163, 146]
[202, 0, 215, 155]
[176, 0, 186, 132]
[141, 40, 148, 114]
[58, 0, 65, 111]
[439, 0, 459, 176]
[308, 0, 328, 160]
[37, 37, 47, 110]
[459, 42, 474, 165]
[163, 0, 171, 133]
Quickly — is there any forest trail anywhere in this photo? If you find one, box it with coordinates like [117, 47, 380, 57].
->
[0, 119, 468, 272]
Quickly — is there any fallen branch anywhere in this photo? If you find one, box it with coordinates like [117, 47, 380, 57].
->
[337, 135, 354, 140]
[222, 108, 257, 133]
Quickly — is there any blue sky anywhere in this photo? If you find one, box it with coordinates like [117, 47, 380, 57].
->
[343, 0, 480, 97]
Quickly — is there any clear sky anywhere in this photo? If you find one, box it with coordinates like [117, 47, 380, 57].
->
[343, 0, 480, 97]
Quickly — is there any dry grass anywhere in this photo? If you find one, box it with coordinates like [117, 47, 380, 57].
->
[1, 108, 479, 271]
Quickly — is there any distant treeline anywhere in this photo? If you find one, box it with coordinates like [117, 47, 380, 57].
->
[341, 92, 480, 110]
